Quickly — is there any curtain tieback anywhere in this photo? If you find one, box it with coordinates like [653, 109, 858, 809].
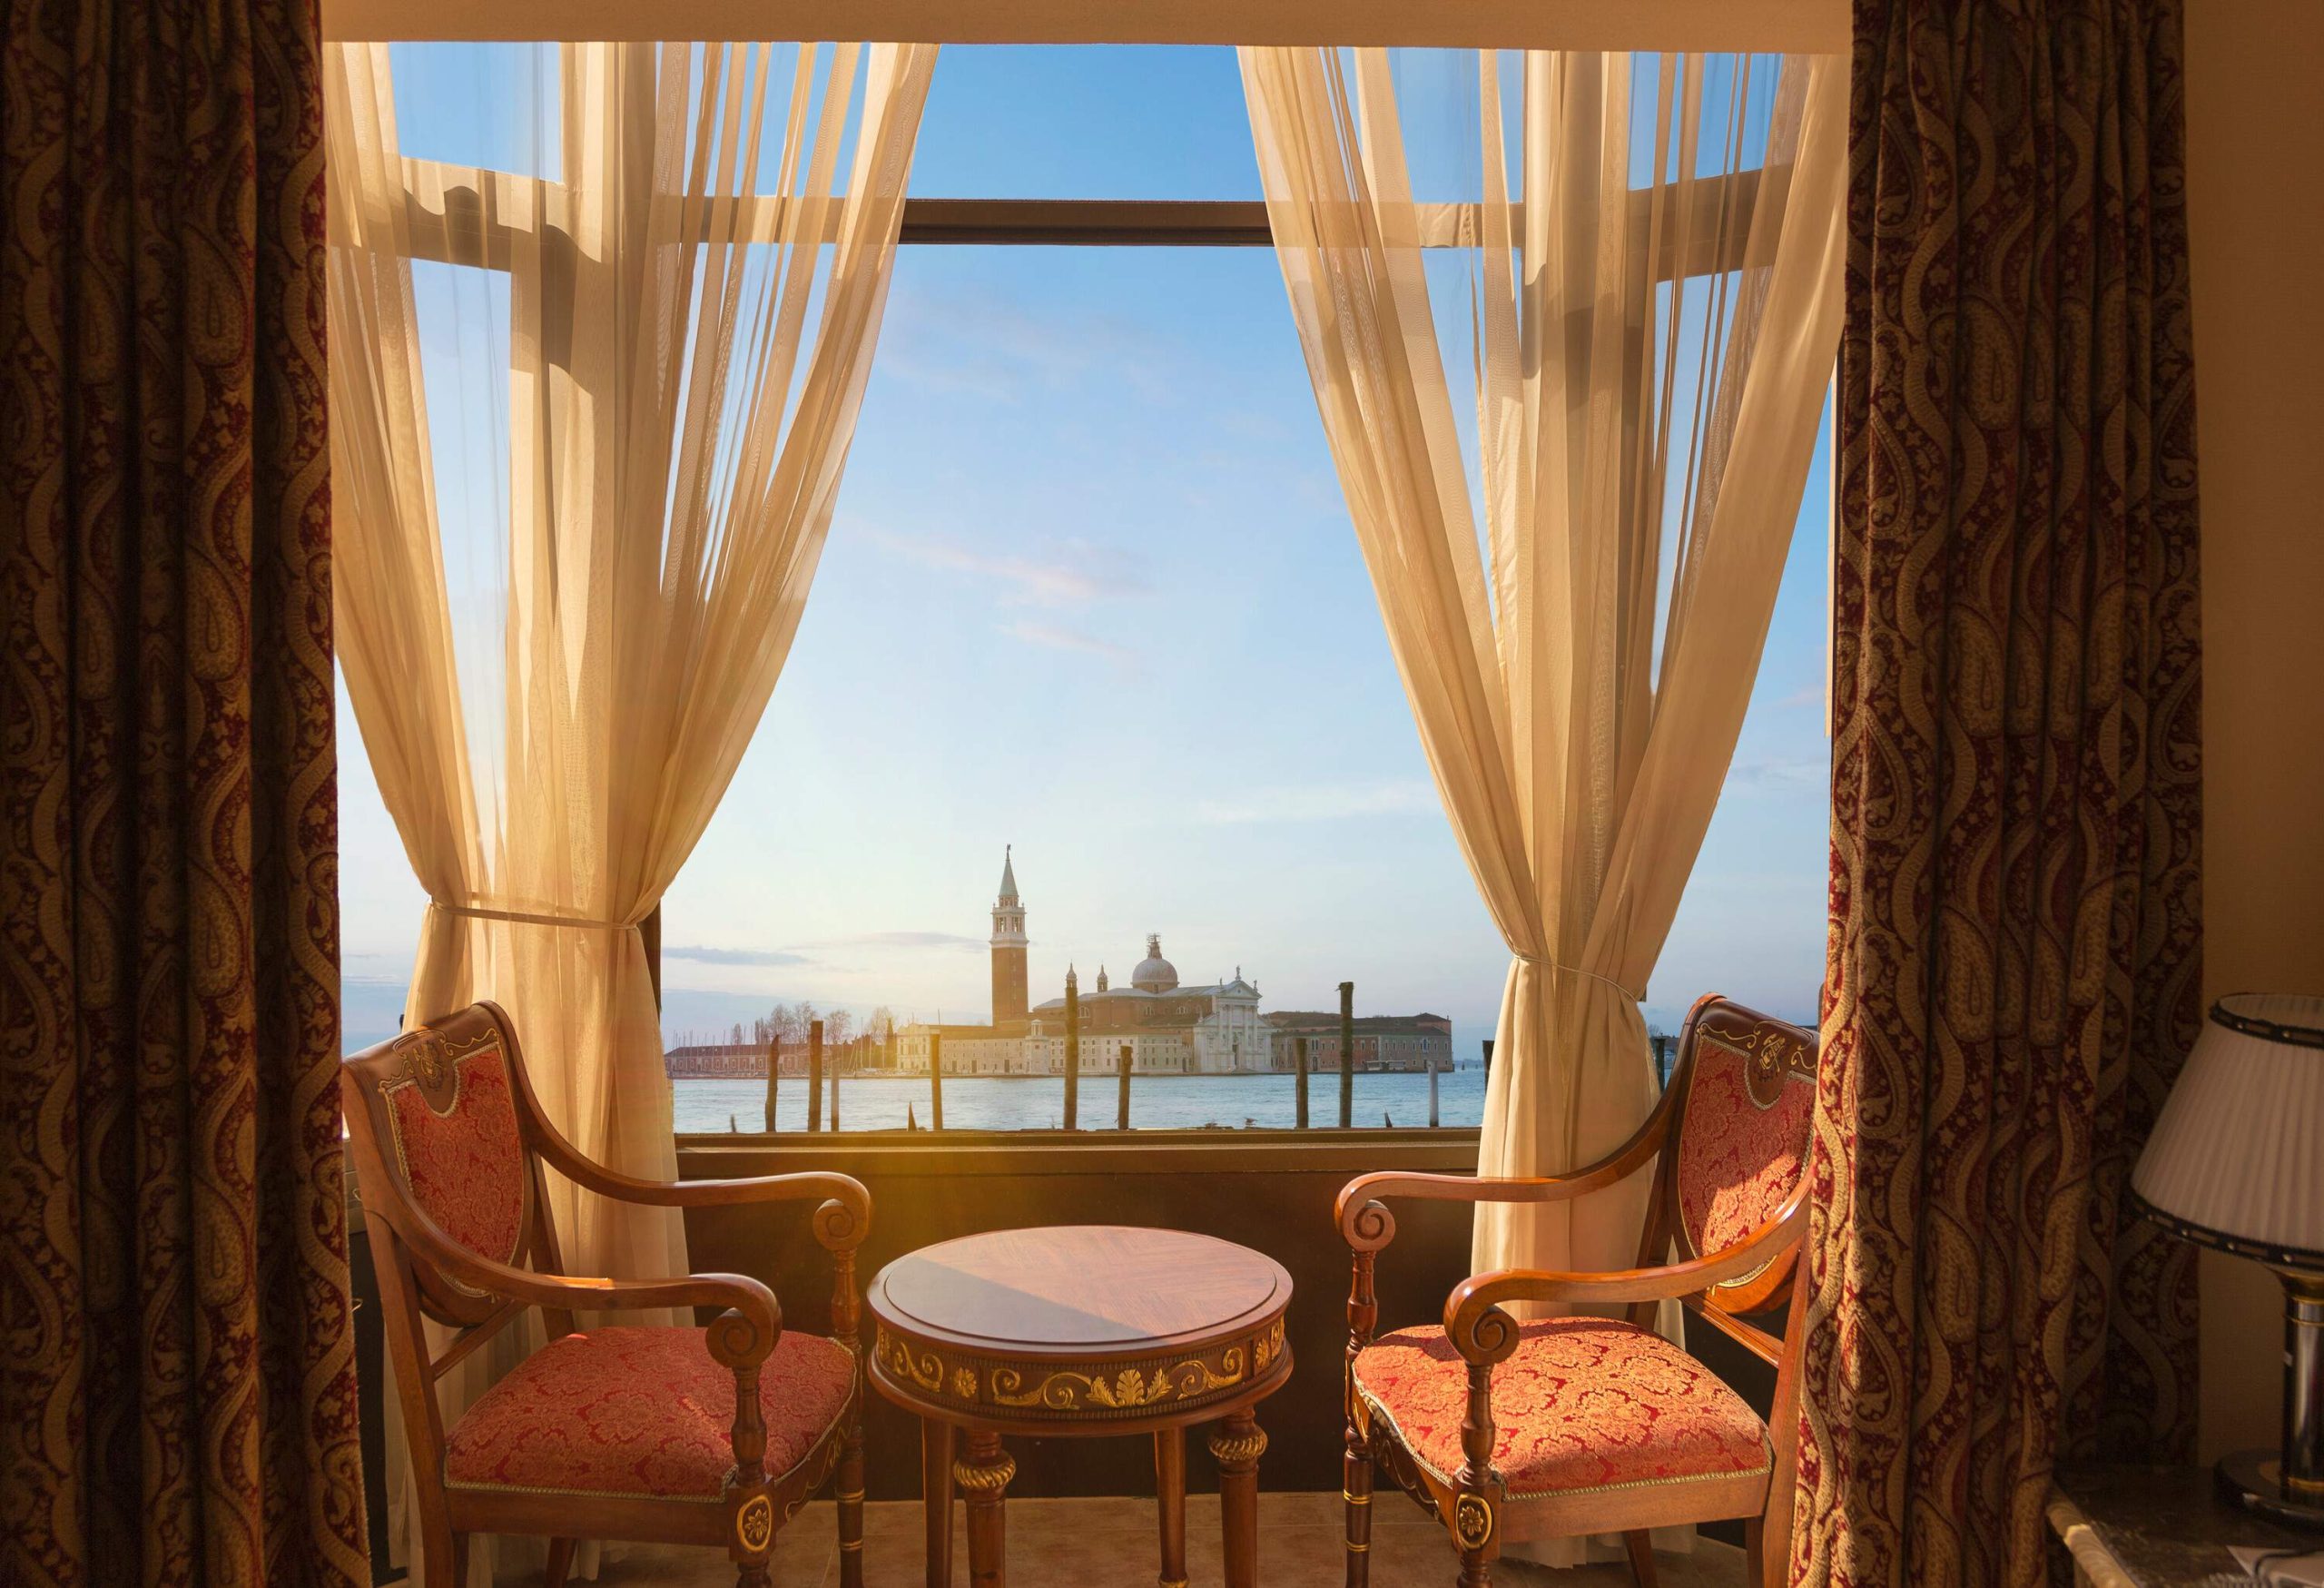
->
[1513, 953, 1644, 1003]
[429, 899, 640, 932]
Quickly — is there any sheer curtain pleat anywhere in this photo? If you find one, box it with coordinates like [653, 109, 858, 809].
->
[1242, 50, 1844, 1517]
[327, 39, 935, 1581]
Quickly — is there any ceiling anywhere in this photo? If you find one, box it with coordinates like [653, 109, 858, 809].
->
[322, 0, 1846, 52]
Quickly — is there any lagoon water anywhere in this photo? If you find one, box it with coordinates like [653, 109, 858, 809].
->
[675, 1066, 1493, 1134]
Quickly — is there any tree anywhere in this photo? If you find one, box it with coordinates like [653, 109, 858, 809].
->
[824, 1009, 854, 1046]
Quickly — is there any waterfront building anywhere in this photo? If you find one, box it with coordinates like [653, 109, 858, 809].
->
[1264, 1011, 1452, 1073]
[891, 854, 1269, 1076]
[664, 1042, 769, 1080]
[1026, 937, 1270, 1072]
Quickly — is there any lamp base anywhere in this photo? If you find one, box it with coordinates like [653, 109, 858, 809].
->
[2218, 1450, 2324, 1532]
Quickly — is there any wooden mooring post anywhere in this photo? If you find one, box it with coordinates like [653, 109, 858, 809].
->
[807, 1020, 823, 1132]
[1338, 981, 1355, 1129]
[1062, 969, 1081, 1131]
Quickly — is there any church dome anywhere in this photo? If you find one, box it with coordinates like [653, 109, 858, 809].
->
[1130, 933, 1178, 993]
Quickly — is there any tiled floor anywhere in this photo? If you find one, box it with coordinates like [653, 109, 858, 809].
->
[513, 1494, 1748, 1588]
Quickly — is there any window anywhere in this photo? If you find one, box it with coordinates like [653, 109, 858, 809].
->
[335, 44, 1834, 1134]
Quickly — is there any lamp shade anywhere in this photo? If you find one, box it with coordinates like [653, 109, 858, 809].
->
[2133, 993, 2324, 1267]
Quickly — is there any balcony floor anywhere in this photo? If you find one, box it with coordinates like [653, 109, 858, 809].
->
[526, 1492, 1750, 1587]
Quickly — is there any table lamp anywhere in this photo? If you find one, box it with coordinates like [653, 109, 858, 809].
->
[2133, 992, 2324, 1528]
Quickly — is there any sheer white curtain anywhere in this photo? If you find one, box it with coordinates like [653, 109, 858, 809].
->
[328, 39, 935, 1579]
[1242, 36, 1843, 1417]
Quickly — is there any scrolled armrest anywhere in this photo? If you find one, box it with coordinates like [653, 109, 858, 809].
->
[536, 1130, 872, 1225]
[1334, 1093, 1671, 1253]
[1443, 1185, 1807, 1366]
[366, 1194, 783, 1363]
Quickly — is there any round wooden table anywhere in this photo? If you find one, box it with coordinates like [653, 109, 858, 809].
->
[867, 1226, 1294, 1588]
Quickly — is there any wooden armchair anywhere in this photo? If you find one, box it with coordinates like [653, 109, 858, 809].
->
[1335, 995, 1817, 1588]
[341, 1001, 871, 1588]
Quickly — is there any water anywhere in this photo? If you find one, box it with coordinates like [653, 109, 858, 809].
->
[675, 1067, 1492, 1134]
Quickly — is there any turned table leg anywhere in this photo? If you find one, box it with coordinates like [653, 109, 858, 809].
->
[921, 1418, 955, 1588]
[1155, 1426, 1188, 1588]
[955, 1430, 1015, 1588]
[1210, 1408, 1267, 1588]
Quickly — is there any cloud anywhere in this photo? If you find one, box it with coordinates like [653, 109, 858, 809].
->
[866, 527, 1148, 607]
[662, 944, 817, 967]
[806, 931, 986, 952]
[1721, 755, 1827, 794]
[876, 281, 1173, 403]
[1195, 780, 1441, 824]
[1000, 620, 1138, 666]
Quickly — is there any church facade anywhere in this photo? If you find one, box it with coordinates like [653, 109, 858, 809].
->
[890, 853, 1271, 1077]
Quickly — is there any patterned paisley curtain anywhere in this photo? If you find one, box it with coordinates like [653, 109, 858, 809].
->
[1788, 3, 2203, 1587]
[0, 0, 369, 1583]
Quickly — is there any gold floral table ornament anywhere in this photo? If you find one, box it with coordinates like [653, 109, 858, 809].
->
[867, 1226, 1295, 1588]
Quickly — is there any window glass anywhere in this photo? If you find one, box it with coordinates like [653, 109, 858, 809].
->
[389, 42, 558, 179]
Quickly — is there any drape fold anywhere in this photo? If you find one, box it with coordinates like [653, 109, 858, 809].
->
[325, 38, 935, 1579]
[1, 0, 368, 1579]
[1241, 47, 1846, 1323]
[1789, 3, 2202, 1586]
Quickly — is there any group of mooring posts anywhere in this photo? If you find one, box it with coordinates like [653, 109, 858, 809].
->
[752, 1020, 851, 1135]
[734, 976, 1452, 1134]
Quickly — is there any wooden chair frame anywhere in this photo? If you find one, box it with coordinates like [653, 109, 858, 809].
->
[341, 1001, 872, 1588]
[1334, 994, 1817, 1588]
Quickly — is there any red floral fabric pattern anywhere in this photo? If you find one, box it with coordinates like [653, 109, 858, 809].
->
[444, 1327, 854, 1499]
[1354, 1318, 1768, 1497]
[1675, 1038, 1813, 1257]
[385, 1046, 527, 1269]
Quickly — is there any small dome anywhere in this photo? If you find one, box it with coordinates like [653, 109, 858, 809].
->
[1131, 932, 1178, 993]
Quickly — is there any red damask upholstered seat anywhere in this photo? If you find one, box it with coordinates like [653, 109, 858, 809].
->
[446, 1327, 857, 1500]
[1351, 1317, 1768, 1500]
[1333, 996, 1818, 1588]
[341, 1001, 873, 1588]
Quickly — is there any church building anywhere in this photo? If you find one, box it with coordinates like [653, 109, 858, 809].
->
[891, 851, 1271, 1077]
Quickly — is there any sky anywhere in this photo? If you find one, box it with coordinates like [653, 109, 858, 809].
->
[336, 44, 1834, 1057]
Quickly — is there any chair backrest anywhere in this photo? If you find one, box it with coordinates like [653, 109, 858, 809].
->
[341, 1001, 553, 1328]
[1650, 995, 1818, 1316]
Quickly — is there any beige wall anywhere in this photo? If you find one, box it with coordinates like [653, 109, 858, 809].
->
[2183, 0, 2324, 1462]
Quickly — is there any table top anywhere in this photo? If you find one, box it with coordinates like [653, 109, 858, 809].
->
[2050, 1463, 2320, 1588]
[866, 1226, 1294, 1429]
[872, 1226, 1290, 1356]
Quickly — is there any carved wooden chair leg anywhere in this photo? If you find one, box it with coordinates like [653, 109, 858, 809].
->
[544, 1536, 575, 1588]
[1624, 1530, 1659, 1588]
[1744, 1514, 1768, 1588]
[838, 1414, 868, 1588]
[445, 1534, 469, 1588]
[1343, 1419, 1374, 1588]
[1451, 1493, 1497, 1588]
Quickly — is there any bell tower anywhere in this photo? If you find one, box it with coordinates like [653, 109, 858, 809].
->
[990, 846, 1029, 1030]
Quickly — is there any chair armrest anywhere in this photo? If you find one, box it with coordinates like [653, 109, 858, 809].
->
[365, 1193, 783, 1364]
[1443, 1184, 1807, 1365]
[1334, 1088, 1672, 1252]
[525, 1113, 871, 1248]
